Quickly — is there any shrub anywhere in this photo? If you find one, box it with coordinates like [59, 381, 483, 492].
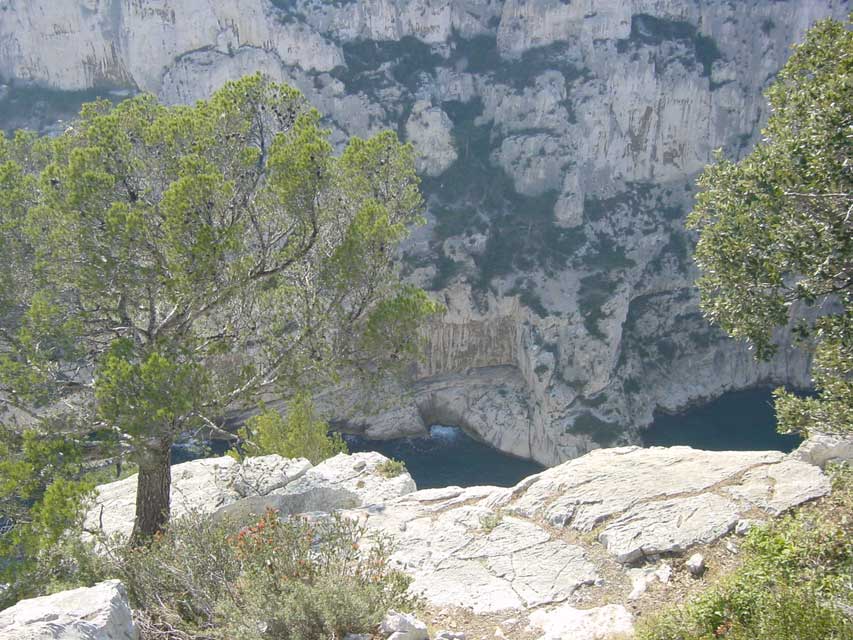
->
[375, 458, 407, 478]
[110, 508, 414, 639]
[218, 510, 414, 640]
[231, 392, 347, 464]
[637, 465, 853, 640]
[479, 510, 504, 532]
[109, 513, 236, 634]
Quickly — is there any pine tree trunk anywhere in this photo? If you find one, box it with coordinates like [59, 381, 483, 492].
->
[130, 439, 172, 546]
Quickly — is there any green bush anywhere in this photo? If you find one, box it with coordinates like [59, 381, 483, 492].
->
[0, 421, 104, 608]
[375, 458, 407, 478]
[111, 509, 414, 639]
[112, 511, 238, 632]
[231, 392, 347, 464]
[637, 466, 853, 640]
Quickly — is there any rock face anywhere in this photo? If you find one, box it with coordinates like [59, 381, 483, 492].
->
[0, 0, 848, 464]
[0, 580, 137, 640]
[348, 444, 831, 615]
[84, 452, 415, 539]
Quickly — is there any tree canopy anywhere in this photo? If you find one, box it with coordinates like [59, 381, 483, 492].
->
[0, 73, 441, 546]
[688, 17, 852, 435]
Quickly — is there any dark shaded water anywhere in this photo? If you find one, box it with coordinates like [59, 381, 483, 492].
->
[172, 388, 801, 489]
[343, 426, 545, 489]
[345, 388, 802, 489]
[641, 388, 802, 453]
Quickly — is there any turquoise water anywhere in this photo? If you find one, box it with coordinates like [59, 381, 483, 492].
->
[343, 426, 545, 489]
[641, 388, 802, 452]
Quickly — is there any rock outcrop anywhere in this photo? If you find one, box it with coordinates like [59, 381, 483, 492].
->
[0, 0, 848, 463]
[84, 452, 415, 540]
[5, 439, 843, 639]
[349, 445, 830, 615]
[0, 580, 137, 640]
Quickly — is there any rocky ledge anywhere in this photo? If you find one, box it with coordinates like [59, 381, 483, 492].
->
[83, 451, 417, 540]
[7, 435, 849, 640]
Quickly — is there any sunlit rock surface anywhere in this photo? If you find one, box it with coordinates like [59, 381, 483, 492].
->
[83, 452, 414, 540]
[0, 580, 137, 640]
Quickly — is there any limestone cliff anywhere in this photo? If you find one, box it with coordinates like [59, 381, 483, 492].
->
[0, 0, 847, 464]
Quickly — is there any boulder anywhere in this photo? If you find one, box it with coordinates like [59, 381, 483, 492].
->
[686, 553, 706, 577]
[0, 580, 137, 640]
[790, 434, 853, 469]
[379, 610, 429, 640]
[627, 563, 671, 600]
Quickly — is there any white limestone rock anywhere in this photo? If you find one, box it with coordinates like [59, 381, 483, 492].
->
[0, 580, 137, 640]
[232, 454, 314, 497]
[686, 553, 705, 577]
[502, 446, 784, 531]
[528, 603, 634, 640]
[380, 610, 429, 640]
[723, 458, 831, 515]
[277, 452, 416, 504]
[217, 451, 417, 522]
[405, 101, 458, 176]
[355, 492, 597, 614]
[84, 454, 311, 540]
[790, 434, 853, 468]
[627, 563, 671, 600]
[599, 493, 741, 564]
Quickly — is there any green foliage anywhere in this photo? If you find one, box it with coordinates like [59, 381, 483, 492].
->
[219, 510, 413, 640]
[0, 420, 99, 608]
[231, 393, 346, 465]
[375, 458, 407, 478]
[0, 73, 440, 540]
[112, 509, 414, 640]
[479, 510, 504, 532]
[95, 344, 207, 440]
[688, 17, 853, 435]
[337, 37, 442, 94]
[571, 413, 622, 447]
[422, 100, 585, 292]
[578, 273, 617, 339]
[637, 466, 853, 640]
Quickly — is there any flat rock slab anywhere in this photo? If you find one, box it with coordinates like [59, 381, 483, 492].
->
[599, 493, 741, 563]
[0, 580, 137, 640]
[528, 603, 634, 640]
[724, 459, 831, 515]
[355, 443, 833, 611]
[495, 446, 784, 531]
[359, 498, 598, 614]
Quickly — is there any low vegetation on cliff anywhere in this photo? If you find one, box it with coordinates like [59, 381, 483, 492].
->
[638, 466, 853, 640]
